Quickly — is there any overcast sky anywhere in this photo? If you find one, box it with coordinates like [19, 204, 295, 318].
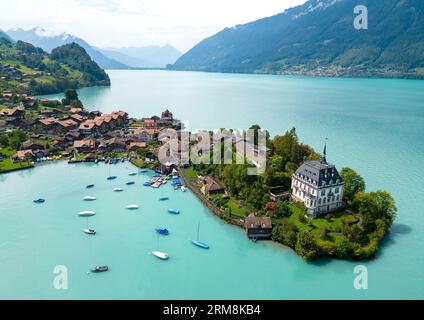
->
[0, 0, 307, 52]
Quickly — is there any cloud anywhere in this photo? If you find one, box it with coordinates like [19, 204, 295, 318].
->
[0, 0, 307, 52]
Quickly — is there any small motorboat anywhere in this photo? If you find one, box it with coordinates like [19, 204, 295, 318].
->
[33, 198, 45, 204]
[128, 172, 137, 176]
[83, 229, 96, 235]
[159, 197, 169, 201]
[86, 184, 95, 189]
[144, 181, 153, 187]
[181, 186, 187, 192]
[140, 169, 148, 173]
[191, 240, 210, 249]
[78, 211, 96, 217]
[126, 204, 139, 210]
[83, 196, 97, 201]
[113, 188, 124, 192]
[126, 181, 135, 186]
[107, 176, 117, 180]
[168, 208, 180, 214]
[155, 228, 169, 235]
[152, 251, 169, 260]
[91, 266, 109, 273]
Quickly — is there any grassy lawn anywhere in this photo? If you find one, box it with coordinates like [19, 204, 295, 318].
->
[0, 157, 32, 172]
[277, 204, 360, 235]
[225, 198, 248, 217]
[185, 167, 198, 179]
[0, 147, 16, 157]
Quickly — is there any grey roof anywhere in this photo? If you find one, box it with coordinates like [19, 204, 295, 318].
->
[294, 160, 343, 186]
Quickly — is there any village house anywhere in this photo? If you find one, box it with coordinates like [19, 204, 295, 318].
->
[0, 106, 25, 126]
[291, 146, 344, 218]
[244, 214, 273, 240]
[269, 186, 291, 202]
[201, 176, 226, 196]
[73, 138, 96, 153]
[127, 141, 147, 152]
[36, 118, 58, 134]
[105, 137, 126, 153]
[12, 149, 35, 163]
[21, 141, 45, 151]
[56, 119, 78, 134]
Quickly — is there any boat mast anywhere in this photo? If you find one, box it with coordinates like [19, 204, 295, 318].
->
[197, 222, 200, 241]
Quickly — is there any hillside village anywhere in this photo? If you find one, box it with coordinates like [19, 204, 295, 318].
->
[0, 89, 181, 172]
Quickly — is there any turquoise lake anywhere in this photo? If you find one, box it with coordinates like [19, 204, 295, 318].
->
[3, 70, 424, 299]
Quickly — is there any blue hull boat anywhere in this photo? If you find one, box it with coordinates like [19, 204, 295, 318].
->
[155, 228, 169, 235]
[168, 209, 180, 214]
[126, 181, 135, 185]
[159, 197, 169, 201]
[86, 184, 95, 189]
[192, 240, 210, 249]
[140, 169, 148, 173]
[144, 181, 153, 186]
[107, 176, 117, 180]
[33, 198, 45, 204]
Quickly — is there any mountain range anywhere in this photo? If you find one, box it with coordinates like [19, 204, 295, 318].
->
[171, 0, 424, 79]
[6, 28, 182, 70]
[99, 45, 182, 68]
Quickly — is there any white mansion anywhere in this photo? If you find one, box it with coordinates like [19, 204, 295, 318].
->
[291, 146, 344, 218]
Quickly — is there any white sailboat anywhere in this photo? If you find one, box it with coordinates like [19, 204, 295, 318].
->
[152, 235, 169, 260]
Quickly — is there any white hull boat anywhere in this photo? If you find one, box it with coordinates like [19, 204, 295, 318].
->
[83, 196, 97, 201]
[114, 188, 124, 192]
[126, 204, 139, 210]
[152, 251, 169, 260]
[78, 211, 96, 217]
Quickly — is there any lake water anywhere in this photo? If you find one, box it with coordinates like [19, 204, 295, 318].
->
[4, 70, 424, 299]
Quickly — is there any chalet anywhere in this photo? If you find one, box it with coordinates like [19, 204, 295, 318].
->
[37, 118, 58, 133]
[291, 145, 344, 218]
[127, 142, 147, 151]
[244, 214, 272, 240]
[269, 186, 291, 202]
[73, 138, 96, 153]
[105, 137, 126, 152]
[69, 108, 85, 115]
[22, 141, 45, 151]
[57, 119, 78, 134]
[13, 150, 35, 162]
[0, 107, 25, 120]
[70, 114, 85, 123]
[202, 177, 226, 196]
[79, 120, 97, 136]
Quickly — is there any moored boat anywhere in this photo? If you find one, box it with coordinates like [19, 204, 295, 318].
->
[152, 251, 169, 260]
[159, 196, 169, 201]
[83, 196, 97, 201]
[168, 208, 180, 214]
[191, 240, 210, 249]
[126, 204, 139, 210]
[181, 186, 187, 192]
[128, 172, 137, 176]
[113, 187, 124, 192]
[86, 184, 95, 189]
[33, 198, 45, 204]
[91, 266, 109, 273]
[126, 181, 135, 185]
[107, 176, 117, 180]
[78, 211, 96, 217]
[144, 181, 153, 186]
[155, 228, 169, 235]
[83, 229, 96, 235]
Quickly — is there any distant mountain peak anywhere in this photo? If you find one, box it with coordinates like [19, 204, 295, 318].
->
[291, 0, 343, 19]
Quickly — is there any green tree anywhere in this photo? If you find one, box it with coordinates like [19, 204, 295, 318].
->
[295, 231, 320, 261]
[352, 191, 397, 232]
[340, 167, 366, 202]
